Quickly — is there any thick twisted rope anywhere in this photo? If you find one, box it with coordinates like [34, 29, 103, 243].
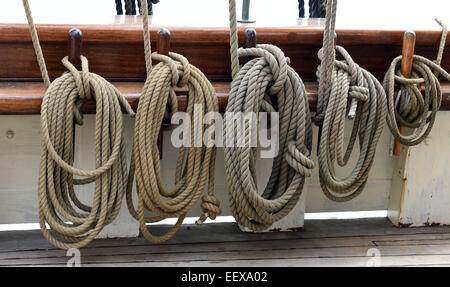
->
[22, 0, 134, 249]
[126, 0, 221, 243]
[225, 0, 314, 231]
[316, 0, 387, 202]
[383, 19, 450, 146]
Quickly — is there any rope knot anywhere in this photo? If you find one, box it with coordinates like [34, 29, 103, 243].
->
[349, 85, 369, 102]
[285, 141, 314, 177]
[196, 195, 222, 225]
[151, 52, 191, 87]
[61, 56, 92, 125]
[238, 44, 289, 96]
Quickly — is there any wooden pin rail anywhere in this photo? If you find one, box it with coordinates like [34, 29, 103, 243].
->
[1, 81, 450, 114]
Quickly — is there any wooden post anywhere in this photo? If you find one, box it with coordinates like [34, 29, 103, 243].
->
[68, 28, 83, 157]
[68, 28, 82, 70]
[243, 28, 257, 64]
[393, 31, 416, 156]
[387, 30, 450, 227]
[156, 28, 171, 160]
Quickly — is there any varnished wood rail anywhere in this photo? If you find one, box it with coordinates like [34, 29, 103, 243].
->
[0, 21, 448, 82]
[1, 81, 450, 115]
[0, 81, 315, 114]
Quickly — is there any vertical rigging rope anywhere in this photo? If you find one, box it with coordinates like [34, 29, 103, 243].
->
[22, 0, 135, 249]
[224, 0, 314, 231]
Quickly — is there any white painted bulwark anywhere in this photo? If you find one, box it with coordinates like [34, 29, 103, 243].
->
[388, 112, 450, 227]
[1, 112, 450, 237]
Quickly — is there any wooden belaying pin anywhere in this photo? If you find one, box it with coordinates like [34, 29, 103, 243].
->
[243, 28, 257, 64]
[68, 28, 83, 154]
[156, 28, 171, 160]
[393, 30, 416, 156]
[68, 28, 82, 70]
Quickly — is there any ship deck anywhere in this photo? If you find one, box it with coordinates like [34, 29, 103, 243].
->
[1, 218, 450, 267]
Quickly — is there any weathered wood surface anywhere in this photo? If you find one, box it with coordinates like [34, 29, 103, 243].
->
[388, 112, 450, 227]
[2, 218, 450, 266]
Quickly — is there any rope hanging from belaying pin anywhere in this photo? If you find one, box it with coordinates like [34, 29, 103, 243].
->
[383, 19, 450, 147]
[314, 0, 387, 202]
[224, 0, 314, 232]
[126, 0, 221, 243]
[22, 0, 135, 249]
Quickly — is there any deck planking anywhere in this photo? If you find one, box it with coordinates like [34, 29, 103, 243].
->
[1, 218, 450, 266]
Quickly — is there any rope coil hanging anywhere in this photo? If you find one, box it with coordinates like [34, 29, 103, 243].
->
[314, 0, 387, 202]
[224, 0, 314, 231]
[22, 0, 135, 249]
[383, 19, 450, 147]
[126, 0, 221, 243]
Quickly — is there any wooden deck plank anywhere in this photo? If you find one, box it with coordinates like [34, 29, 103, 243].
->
[9, 254, 450, 267]
[2, 219, 450, 266]
[4, 232, 450, 261]
[3, 242, 450, 266]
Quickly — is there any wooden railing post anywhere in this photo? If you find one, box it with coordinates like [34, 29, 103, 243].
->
[393, 31, 416, 156]
[68, 28, 82, 70]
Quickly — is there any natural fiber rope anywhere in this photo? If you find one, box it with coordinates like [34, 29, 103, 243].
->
[315, 0, 387, 202]
[224, 0, 314, 231]
[126, 0, 221, 243]
[383, 19, 450, 146]
[22, 0, 135, 249]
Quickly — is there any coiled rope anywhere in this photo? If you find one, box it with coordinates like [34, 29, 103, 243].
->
[383, 19, 450, 147]
[224, 0, 314, 231]
[22, 0, 135, 249]
[315, 0, 387, 202]
[126, 0, 221, 243]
